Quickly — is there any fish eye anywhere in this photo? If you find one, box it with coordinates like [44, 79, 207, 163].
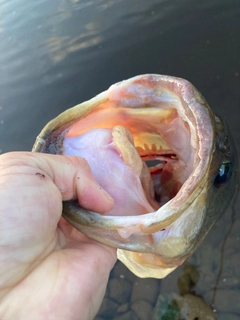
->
[214, 161, 232, 187]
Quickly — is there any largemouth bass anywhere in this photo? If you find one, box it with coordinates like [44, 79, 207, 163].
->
[33, 74, 237, 278]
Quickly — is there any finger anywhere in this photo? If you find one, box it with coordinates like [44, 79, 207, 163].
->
[0, 152, 114, 214]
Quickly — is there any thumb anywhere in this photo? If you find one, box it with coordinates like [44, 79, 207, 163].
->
[0, 152, 114, 214]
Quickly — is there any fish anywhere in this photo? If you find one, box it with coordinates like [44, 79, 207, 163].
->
[32, 74, 237, 278]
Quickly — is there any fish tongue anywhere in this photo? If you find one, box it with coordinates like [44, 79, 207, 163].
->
[112, 125, 143, 176]
[112, 125, 160, 211]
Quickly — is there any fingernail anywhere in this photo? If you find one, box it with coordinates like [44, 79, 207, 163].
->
[100, 187, 113, 202]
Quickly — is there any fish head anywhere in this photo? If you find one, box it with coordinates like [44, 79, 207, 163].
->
[33, 74, 237, 278]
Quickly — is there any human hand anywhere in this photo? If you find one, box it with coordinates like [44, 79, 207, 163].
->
[0, 152, 116, 320]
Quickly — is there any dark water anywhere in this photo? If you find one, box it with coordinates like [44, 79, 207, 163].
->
[0, 0, 240, 319]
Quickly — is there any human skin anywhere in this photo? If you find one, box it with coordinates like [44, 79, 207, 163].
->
[0, 152, 117, 320]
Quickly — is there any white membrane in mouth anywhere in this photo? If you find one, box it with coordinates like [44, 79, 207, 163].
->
[63, 127, 155, 217]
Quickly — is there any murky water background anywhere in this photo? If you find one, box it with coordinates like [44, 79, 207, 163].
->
[0, 0, 239, 319]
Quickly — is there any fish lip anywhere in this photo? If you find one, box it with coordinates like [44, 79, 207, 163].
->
[33, 74, 215, 232]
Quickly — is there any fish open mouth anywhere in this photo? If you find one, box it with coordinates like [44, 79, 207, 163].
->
[62, 80, 196, 216]
[33, 74, 235, 278]
[34, 74, 212, 240]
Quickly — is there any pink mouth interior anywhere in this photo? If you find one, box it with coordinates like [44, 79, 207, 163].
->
[64, 127, 156, 216]
[62, 97, 194, 217]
